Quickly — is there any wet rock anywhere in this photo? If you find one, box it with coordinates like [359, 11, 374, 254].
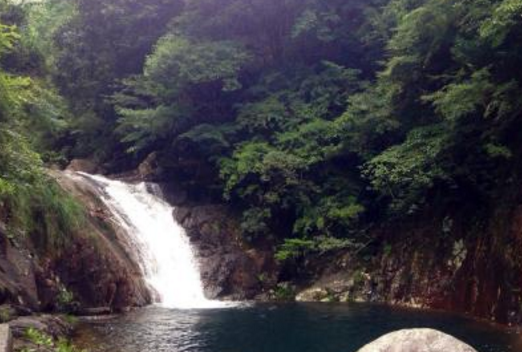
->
[173, 205, 277, 299]
[46, 233, 151, 312]
[356, 328, 477, 352]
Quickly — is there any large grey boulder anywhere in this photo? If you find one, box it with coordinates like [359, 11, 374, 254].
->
[0, 324, 12, 352]
[357, 328, 477, 352]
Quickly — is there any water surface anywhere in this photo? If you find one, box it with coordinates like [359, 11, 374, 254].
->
[74, 303, 521, 352]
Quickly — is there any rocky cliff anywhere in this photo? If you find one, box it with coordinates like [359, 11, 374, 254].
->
[293, 198, 522, 326]
[172, 204, 277, 300]
[0, 170, 151, 316]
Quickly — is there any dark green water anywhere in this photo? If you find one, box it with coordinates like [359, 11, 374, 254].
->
[74, 303, 521, 352]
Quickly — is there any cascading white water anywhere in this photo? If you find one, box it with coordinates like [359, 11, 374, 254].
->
[74, 172, 230, 309]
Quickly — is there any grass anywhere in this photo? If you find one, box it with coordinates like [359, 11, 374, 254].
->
[1, 178, 86, 254]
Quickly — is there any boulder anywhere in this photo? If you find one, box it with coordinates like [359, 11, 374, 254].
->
[357, 328, 477, 352]
[295, 287, 330, 302]
[8, 315, 72, 339]
[0, 325, 11, 352]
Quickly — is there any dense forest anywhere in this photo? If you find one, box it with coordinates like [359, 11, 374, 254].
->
[1, 0, 522, 261]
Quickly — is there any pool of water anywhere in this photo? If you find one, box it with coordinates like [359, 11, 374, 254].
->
[73, 303, 522, 352]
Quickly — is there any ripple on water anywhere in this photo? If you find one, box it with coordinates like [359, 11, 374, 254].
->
[73, 303, 520, 352]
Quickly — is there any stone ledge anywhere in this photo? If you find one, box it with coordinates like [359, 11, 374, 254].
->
[0, 325, 12, 352]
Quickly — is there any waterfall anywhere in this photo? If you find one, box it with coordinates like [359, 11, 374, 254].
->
[73, 172, 230, 309]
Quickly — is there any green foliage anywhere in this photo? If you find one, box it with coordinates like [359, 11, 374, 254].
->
[275, 239, 316, 261]
[6, 0, 522, 259]
[480, 0, 522, 46]
[424, 68, 520, 122]
[25, 328, 54, 348]
[22, 0, 78, 70]
[383, 243, 393, 256]
[239, 207, 272, 237]
[22, 328, 87, 352]
[0, 23, 18, 55]
[32, 0, 184, 158]
[272, 283, 296, 301]
[56, 339, 87, 352]
[293, 195, 364, 241]
[115, 35, 249, 153]
[1, 178, 85, 251]
[275, 236, 359, 261]
[364, 125, 453, 213]
[89, 0, 522, 244]
[56, 285, 76, 312]
[484, 143, 512, 159]
[144, 35, 248, 94]
[424, 69, 495, 121]
[0, 306, 11, 322]
[0, 13, 84, 252]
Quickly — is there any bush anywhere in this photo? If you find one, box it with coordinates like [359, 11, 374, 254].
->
[22, 328, 87, 352]
[275, 236, 359, 262]
[273, 283, 296, 301]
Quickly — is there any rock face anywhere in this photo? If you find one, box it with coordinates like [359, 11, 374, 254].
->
[356, 329, 477, 352]
[0, 171, 151, 315]
[172, 205, 277, 299]
[50, 171, 151, 311]
[0, 233, 40, 312]
[292, 199, 522, 325]
[66, 159, 101, 174]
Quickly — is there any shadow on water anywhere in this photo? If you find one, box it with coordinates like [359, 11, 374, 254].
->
[74, 303, 522, 352]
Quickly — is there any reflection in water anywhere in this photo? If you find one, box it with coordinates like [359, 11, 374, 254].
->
[74, 303, 520, 352]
